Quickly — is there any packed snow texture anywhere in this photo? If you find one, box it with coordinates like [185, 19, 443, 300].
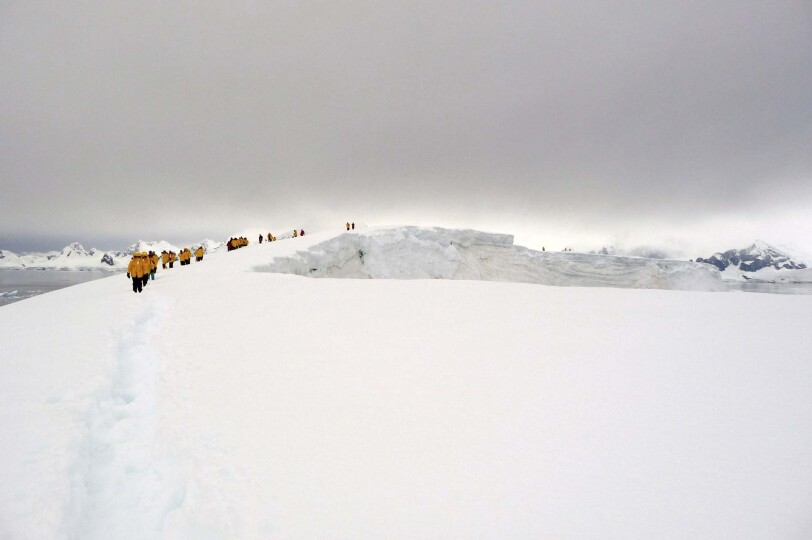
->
[1, 226, 811, 539]
[251, 227, 726, 291]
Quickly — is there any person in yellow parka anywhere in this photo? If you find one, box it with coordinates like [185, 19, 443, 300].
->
[169, 251, 176, 268]
[293, 229, 298, 238]
[195, 246, 204, 262]
[140, 253, 151, 288]
[346, 222, 350, 231]
[161, 250, 169, 269]
[127, 253, 147, 293]
[149, 251, 158, 280]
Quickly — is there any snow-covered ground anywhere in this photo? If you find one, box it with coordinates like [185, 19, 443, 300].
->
[720, 265, 812, 283]
[1, 226, 811, 539]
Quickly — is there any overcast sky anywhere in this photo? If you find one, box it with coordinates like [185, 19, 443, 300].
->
[2, 1, 811, 256]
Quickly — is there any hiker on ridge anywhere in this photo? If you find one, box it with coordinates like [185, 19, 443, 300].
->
[127, 253, 147, 293]
[149, 251, 158, 280]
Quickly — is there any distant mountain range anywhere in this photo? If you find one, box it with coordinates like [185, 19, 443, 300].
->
[0, 240, 224, 270]
[2, 237, 808, 278]
[694, 241, 806, 273]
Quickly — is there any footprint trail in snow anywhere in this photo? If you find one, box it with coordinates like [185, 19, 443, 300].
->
[66, 299, 185, 540]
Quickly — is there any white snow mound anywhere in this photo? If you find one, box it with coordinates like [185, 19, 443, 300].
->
[251, 226, 725, 291]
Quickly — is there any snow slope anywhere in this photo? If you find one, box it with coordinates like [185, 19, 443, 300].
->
[718, 265, 812, 283]
[1, 226, 811, 539]
[0, 250, 25, 269]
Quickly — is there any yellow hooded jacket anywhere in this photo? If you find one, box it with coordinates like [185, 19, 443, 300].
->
[128, 255, 146, 278]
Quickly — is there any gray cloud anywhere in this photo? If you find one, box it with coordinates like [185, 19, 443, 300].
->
[2, 1, 811, 253]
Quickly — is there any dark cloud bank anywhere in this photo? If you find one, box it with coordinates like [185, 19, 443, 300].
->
[1, 1, 811, 255]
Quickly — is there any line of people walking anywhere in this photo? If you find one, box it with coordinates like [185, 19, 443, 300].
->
[127, 223, 364, 293]
[127, 246, 206, 293]
[127, 251, 157, 293]
[227, 237, 248, 251]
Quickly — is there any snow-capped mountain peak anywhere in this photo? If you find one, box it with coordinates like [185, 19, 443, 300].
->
[696, 241, 806, 272]
[59, 242, 90, 258]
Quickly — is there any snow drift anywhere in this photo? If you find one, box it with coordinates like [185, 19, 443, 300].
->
[251, 226, 725, 292]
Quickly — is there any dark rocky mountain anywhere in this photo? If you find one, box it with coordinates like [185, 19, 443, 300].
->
[695, 241, 806, 272]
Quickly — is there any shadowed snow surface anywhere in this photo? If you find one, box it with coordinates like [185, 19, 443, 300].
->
[0, 226, 810, 539]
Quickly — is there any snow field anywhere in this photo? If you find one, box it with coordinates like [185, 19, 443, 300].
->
[1, 226, 811, 538]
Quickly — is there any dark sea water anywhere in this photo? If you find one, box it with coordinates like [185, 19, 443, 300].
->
[0, 270, 113, 307]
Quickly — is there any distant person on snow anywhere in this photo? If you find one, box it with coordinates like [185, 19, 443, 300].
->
[352, 222, 355, 230]
[258, 234, 263, 244]
[161, 250, 169, 269]
[127, 253, 147, 293]
[169, 251, 176, 268]
[149, 251, 158, 280]
[346, 222, 350, 231]
[141, 253, 151, 288]
[300, 229, 305, 237]
[195, 246, 204, 262]
[293, 229, 298, 238]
